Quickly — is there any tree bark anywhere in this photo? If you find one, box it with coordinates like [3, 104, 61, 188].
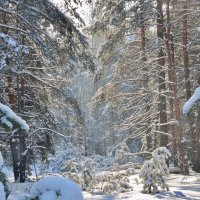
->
[10, 137, 20, 181]
[2, 5, 21, 182]
[182, 1, 199, 173]
[140, 1, 152, 151]
[165, 0, 176, 163]
[182, 3, 191, 100]
[19, 131, 27, 182]
[156, 0, 168, 147]
[165, 0, 187, 174]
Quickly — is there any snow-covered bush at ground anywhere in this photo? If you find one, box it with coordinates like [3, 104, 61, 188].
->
[29, 176, 83, 200]
[48, 139, 114, 173]
[139, 147, 171, 193]
[183, 86, 200, 114]
[6, 170, 200, 200]
[49, 140, 82, 172]
[113, 143, 131, 165]
[87, 155, 114, 169]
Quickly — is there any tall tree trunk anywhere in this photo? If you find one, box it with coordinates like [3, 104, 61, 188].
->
[2, 8, 20, 181]
[165, 0, 186, 173]
[19, 130, 27, 182]
[193, 106, 200, 172]
[140, 1, 151, 152]
[164, 0, 176, 164]
[10, 137, 20, 181]
[182, 3, 191, 100]
[182, 1, 199, 172]
[18, 78, 27, 182]
[19, 34, 27, 182]
[156, 0, 168, 147]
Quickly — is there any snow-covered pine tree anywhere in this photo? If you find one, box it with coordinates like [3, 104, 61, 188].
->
[139, 147, 171, 193]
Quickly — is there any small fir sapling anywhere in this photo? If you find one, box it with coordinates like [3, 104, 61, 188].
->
[82, 169, 93, 190]
[139, 147, 171, 193]
[139, 160, 158, 193]
[63, 160, 78, 173]
[151, 147, 171, 191]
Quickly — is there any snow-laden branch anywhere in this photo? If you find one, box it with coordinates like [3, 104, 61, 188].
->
[0, 103, 29, 131]
[0, 23, 27, 33]
[183, 87, 200, 114]
[29, 128, 67, 138]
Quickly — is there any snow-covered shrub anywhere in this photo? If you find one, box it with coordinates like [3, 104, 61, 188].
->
[139, 147, 171, 193]
[89, 154, 114, 169]
[139, 160, 158, 193]
[169, 166, 180, 174]
[61, 160, 78, 173]
[50, 141, 82, 172]
[63, 172, 84, 187]
[82, 157, 97, 174]
[82, 169, 93, 191]
[29, 176, 83, 200]
[114, 144, 130, 165]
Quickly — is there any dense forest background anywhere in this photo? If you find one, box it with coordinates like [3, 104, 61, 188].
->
[0, 0, 200, 184]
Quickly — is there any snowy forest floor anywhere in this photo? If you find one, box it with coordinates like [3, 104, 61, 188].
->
[7, 170, 200, 200]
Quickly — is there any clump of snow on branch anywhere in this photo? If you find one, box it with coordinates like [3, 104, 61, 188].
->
[29, 176, 83, 200]
[139, 147, 171, 193]
[0, 103, 29, 131]
[0, 182, 5, 200]
[183, 87, 200, 114]
[152, 147, 171, 162]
